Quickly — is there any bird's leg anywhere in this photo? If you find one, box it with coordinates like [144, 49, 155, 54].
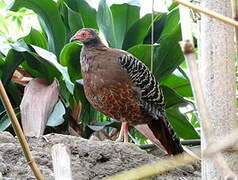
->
[116, 123, 124, 142]
[116, 122, 129, 142]
[123, 122, 129, 142]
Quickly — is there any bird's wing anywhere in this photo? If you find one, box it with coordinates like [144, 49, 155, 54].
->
[118, 53, 184, 155]
[117, 53, 165, 118]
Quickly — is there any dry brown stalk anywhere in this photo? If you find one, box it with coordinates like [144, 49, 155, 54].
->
[173, 0, 238, 27]
[103, 151, 199, 180]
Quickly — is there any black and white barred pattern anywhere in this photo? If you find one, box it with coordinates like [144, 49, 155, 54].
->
[118, 54, 183, 154]
[118, 54, 165, 117]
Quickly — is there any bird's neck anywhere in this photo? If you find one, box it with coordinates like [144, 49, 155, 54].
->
[83, 38, 106, 49]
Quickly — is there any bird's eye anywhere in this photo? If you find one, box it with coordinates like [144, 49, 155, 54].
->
[81, 33, 85, 36]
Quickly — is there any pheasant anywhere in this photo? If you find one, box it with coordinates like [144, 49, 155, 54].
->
[70, 28, 183, 155]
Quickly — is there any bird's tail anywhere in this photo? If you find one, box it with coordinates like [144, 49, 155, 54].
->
[135, 115, 183, 155]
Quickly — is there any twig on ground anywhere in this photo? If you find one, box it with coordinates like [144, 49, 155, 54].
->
[51, 144, 72, 180]
[139, 140, 201, 149]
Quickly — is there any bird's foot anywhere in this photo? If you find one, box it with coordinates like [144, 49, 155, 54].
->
[163, 153, 172, 156]
[116, 122, 129, 142]
[115, 137, 124, 142]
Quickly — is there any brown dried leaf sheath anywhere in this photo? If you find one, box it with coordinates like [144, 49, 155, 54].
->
[20, 78, 59, 137]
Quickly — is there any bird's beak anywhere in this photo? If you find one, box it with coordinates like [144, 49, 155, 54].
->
[70, 36, 78, 42]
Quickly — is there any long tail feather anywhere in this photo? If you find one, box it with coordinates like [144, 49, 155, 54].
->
[135, 116, 183, 155]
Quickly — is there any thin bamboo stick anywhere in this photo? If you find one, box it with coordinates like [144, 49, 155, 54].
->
[0, 80, 43, 180]
[103, 151, 198, 180]
[173, 0, 238, 27]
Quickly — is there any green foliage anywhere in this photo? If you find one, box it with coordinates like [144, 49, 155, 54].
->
[166, 107, 200, 139]
[60, 42, 82, 82]
[47, 100, 65, 126]
[0, 107, 20, 131]
[0, 0, 200, 142]
[8, 0, 66, 56]
[123, 13, 160, 50]
[20, 28, 48, 49]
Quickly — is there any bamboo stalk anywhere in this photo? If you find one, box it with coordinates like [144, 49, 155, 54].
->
[173, 0, 238, 27]
[0, 80, 43, 180]
[51, 144, 72, 180]
[179, 4, 236, 178]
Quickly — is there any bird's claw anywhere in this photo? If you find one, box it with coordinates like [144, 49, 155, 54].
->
[116, 138, 124, 142]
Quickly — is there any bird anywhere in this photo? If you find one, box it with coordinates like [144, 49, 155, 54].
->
[70, 28, 184, 155]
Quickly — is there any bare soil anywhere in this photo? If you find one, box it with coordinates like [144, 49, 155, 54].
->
[0, 131, 201, 180]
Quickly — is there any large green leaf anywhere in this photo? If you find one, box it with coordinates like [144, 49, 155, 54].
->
[160, 7, 180, 38]
[1, 49, 24, 85]
[67, 6, 84, 35]
[29, 45, 74, 94]
[0, 103, 4, 120]
[161, 72, 193, 97]
[76, 0, 97, 29]
[5, 82, 22, 107]
[153, 26, 184, 81]
[62, 0, 97, 29]
[161, 85, 190, 109]
[0, 113, 12, 131]
[97, 0, 117, 48]
[122, 13, 161, 50]
[8, 0, 66, 56]
[110, 3, 140, 48]
[47, 100, 65, 127]
[143, 14, 167, 44]
[166, 107, 200, 139]
[57, 1, 71, 37]
[191, 112, 200, 129]
[127, 44, 155, 68]
[9, 40, 74, 94]
[0, 107, 20, 131]
[20, 28, 48, 49]
[60, 42, 82, 82]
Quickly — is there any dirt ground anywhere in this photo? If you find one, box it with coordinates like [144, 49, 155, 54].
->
[0, 131, 201, 179]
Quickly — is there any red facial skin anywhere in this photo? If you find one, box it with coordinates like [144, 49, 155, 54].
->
[74, 30, 93, 41]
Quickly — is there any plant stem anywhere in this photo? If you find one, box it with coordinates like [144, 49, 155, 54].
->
[151, 0, 155, 73]
[173, 0, 238, 27]
[0, 80, 43, 180]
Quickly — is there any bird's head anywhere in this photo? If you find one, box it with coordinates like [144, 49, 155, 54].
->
[70, 28, 99, 44]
